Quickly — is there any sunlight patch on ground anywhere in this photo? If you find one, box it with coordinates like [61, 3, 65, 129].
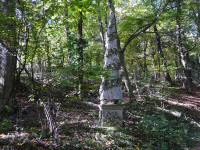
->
[156, 107, 182, 117]
[0, 132, 29, 140]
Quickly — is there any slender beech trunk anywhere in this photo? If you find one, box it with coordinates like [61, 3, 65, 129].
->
[97, 7, 106, 52]
[143, 41, 148, 78]
[16, 24, 30, 83]
[65, 0, 73, 64]
[77, 10, 84, 99]
[45, 41, 51, 72]
[154, 25, 173, 84]
[176, 0, 192, 92]
[99, 0, 122, 103]
[119, 52, 135, 101]
[0, 0, 17, 110]
[151, 51, 158, 80]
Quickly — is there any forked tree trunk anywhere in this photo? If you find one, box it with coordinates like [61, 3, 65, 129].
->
[99, 0, 122, 104]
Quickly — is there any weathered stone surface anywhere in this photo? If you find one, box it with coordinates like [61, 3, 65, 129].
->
[99, 104, 125, 126]
[99, 0, 122, 102]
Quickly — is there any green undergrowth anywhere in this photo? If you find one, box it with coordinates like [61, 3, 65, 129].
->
[56, 96, 200, 150]
[1, 97, 199, 150]
[123, 98, 200, 150]
[2, 81, 200, 150]
[62, 97, 200, 150]
[0, 119, 13, 133]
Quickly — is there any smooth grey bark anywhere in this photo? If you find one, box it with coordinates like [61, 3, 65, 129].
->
[99, 0, 122, 103]
[176, 0, 192, 92]
[0, 0, 17, 110]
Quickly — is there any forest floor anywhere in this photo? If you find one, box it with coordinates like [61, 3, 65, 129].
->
[171, 87, 200, 109]
[0, 85, 200, 149]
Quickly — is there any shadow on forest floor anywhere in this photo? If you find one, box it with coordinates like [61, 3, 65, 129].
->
[170, 87, 200, 107]
[1, 87, 200, 149]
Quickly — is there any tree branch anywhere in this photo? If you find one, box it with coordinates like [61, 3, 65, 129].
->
[121, 20, 156, 53]
[121, 0, 171, 53]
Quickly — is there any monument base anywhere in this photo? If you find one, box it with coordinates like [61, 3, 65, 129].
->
[99, 104, 125, 126]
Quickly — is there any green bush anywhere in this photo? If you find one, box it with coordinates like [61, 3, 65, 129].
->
[2, 105, 14, 116]
[0, 119, 13, 133]
[138, 114, 198, 150]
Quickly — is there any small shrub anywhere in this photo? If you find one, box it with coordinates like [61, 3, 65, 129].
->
[2, 105, 14, 116]
[0, 119, 13, 133]
[138, 114, 197, 149]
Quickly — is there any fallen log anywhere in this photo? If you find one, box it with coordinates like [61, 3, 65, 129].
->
[156, 107, 200, 128]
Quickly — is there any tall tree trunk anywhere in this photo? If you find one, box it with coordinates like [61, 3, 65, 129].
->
[98, 12, 106, 51]
[99, 0, 122, 104]
[65, 0, 73, 65]
[154, 25, 173, 84]
[97, 7, 106, 52]
[193, 0, 200, 36]
[198, 54, 200, 81]
[151, 51, 158, 80]
[176, 0, 192, 92]
[16, 24, 30, 84]
[45, 41, 51, 72]
[119, 52, 135, 101]
[143, 41, 148, 79]
[77, 10, 84, 99]
[0, 0, 17, 110]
